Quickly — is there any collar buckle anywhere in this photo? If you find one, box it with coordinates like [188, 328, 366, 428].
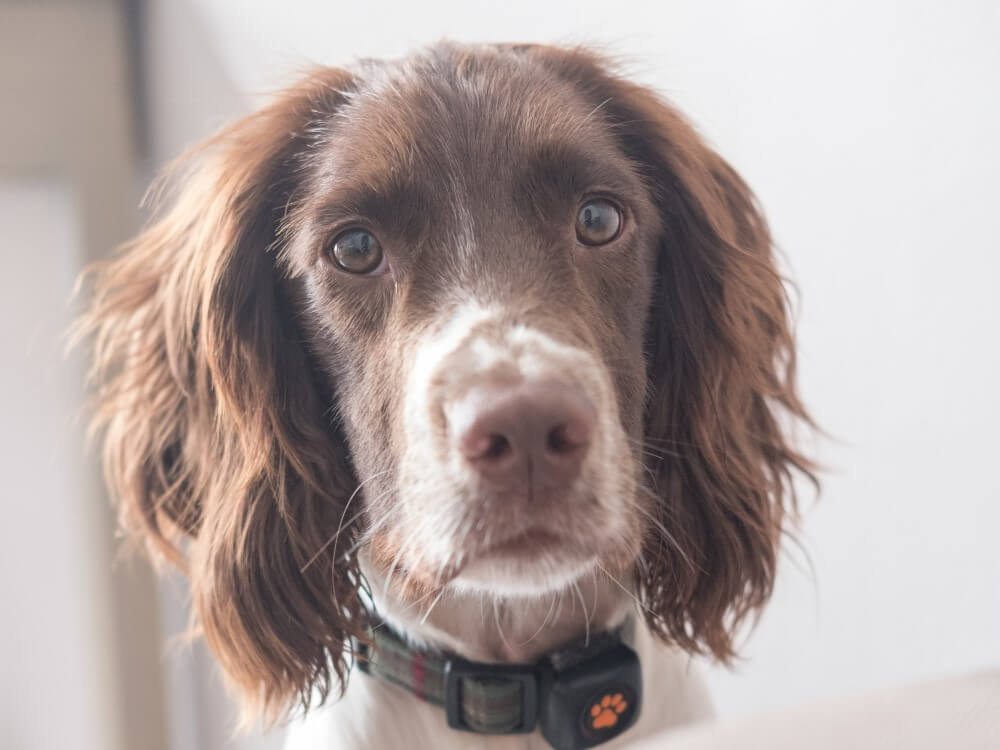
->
[443, 656, 540, 733]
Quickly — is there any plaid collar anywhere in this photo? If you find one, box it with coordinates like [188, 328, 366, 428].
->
[356, 618, 642, 750]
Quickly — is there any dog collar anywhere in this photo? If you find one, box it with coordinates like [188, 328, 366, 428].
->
[356, 619, 642, 750]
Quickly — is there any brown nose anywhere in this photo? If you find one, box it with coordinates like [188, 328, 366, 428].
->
[449, 380, 595, 488]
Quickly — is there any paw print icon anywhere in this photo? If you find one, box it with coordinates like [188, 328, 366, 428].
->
[589, 693, 628, 730]
[538, 645, 641, 748]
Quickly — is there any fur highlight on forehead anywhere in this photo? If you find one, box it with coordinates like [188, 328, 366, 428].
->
[74, 42, 817, 726]
[337, 44, 604, 155]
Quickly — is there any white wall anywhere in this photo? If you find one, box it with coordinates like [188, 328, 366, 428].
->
[0, 182, 118, 750]
[145, 1, 1000, 746]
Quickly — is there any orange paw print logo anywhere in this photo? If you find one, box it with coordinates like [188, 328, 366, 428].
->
[589, 693, 627, 730]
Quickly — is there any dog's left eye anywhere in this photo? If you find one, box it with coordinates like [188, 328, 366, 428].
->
[576, 199, 622, 245]
[330, 229, 384, 274]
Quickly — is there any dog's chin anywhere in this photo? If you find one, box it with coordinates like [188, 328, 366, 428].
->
[448, 536, 600, 597]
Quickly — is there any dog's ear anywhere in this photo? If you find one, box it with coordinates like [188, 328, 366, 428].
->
[78, 68, 367, 721]
[528, 47, 817, 660]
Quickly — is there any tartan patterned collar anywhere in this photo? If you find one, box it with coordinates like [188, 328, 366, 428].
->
[356, 617, 642, 750]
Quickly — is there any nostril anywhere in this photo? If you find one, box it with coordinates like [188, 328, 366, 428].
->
[482, 433, 511, 461]
[547, 424, 577, 455]
[460, 429, 512, 462]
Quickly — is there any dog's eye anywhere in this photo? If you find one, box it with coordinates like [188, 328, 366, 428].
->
[576, 199, 622, 245]
[330, 229, 384, 274]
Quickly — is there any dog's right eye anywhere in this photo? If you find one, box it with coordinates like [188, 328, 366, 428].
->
[576, 199, 622, 246]
[330, 229, 384, 274]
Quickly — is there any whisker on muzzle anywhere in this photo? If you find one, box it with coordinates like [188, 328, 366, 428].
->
[300, 469, 393, 573]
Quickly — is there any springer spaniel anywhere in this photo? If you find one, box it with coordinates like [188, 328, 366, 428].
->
[80, 43, 815, 749]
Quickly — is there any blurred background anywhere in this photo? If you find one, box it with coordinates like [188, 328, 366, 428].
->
[1, 1, 997, 749]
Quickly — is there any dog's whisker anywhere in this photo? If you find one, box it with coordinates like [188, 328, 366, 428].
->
[595, 560, 658, 621]
[570, 579, 590, 647]
[370, 583, 444, 628]
[589, 567, 599, 625]
[301, 470, 393, 573]
[551, 587, 565, 625]
[381, 517, 420, 602]
[516, 589, 559, 648]
[624, 436, 683, 461]
[576, 96, 613, 130]
[627, 495, 699, 575]
[418, 588, 447, 626]
[340, 508, 396, 559]
[492, 599, 513, 653]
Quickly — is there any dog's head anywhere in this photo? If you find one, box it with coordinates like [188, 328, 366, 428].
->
[81, 44, 814, 720]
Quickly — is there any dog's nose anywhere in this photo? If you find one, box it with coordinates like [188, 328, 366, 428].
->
[449, 380, 595, 487]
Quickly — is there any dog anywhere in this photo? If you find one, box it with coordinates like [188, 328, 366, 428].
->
[80, 42, 815, 749]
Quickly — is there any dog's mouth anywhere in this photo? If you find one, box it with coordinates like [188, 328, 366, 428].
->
[477, 528, 566, 559]
[442, 515, 608, 594]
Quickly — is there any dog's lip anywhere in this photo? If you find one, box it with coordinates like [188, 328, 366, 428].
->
[477, 527, 566, 557]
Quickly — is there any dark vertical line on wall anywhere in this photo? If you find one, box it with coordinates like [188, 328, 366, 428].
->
[122, 0, 149, 163]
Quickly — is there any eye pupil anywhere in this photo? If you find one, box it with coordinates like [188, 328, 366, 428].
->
[576, 200, 622, 245]
[331, 229, 383, 274]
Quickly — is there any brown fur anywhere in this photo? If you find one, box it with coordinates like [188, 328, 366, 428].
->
[76, 43, 816, 724]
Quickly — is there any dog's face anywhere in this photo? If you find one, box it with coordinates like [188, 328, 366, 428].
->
[81, 44, 814, 720]
[289, 54, 661, 598]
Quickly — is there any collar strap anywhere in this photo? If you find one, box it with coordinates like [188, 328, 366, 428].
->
[356, 620, 642, 750]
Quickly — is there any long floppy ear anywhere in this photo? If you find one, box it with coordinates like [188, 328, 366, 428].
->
[527, 46, 817, 660]
[77, 68, 367, 721]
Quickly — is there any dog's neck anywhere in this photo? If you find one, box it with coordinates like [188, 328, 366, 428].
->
[362, 560, 633, 664]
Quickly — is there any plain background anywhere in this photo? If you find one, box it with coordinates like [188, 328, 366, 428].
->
[1, 2, 997, 749]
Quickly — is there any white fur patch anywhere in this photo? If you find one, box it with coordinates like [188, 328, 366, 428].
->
[392, 298, 632, 597]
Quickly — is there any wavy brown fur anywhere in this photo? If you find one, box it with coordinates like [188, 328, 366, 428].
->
[77, 68, 369, 722]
